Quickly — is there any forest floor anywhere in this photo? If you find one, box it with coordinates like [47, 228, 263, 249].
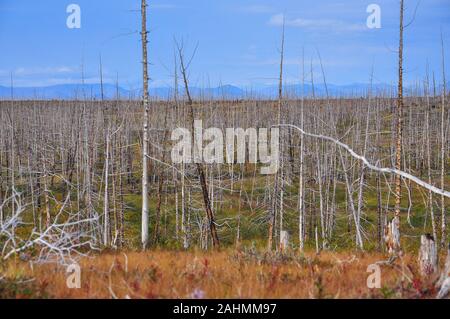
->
[0, 248, 445, 299]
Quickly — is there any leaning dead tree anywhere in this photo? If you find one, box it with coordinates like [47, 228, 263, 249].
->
[176, 41, 220, 249]
[277, 124, 450, 199]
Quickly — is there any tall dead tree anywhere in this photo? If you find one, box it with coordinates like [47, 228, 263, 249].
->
[425, 66, 438, 241]
[440, 31, 447, 248]
[140, 0, 150, 249]
[100, 55, 111, 247]
[298, 49, 305, 252]
[268, 20, 284, 251]
[153, 106, 170, 244]
[390, 0, 405, 254]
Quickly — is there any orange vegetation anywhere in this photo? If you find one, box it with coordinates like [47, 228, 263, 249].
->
[0, 249, 442, 299]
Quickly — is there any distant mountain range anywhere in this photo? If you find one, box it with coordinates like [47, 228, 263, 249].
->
[0, 84, 131, 100]
[0, 82, 396, 100]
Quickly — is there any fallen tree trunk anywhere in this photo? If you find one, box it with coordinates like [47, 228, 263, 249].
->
[277, 124, 450, 199]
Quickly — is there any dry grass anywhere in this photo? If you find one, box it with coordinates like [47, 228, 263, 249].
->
[1, 249, 443, 299]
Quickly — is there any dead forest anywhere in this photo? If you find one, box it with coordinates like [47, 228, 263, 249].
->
[0, 91, 448, 253]
[0, 0, 449, 299]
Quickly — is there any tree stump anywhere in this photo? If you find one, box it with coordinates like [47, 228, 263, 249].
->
[437, 243, 450, 299]
[418, 234, 438, 279]
[384, 217, 400, 255]
[279, 230, 289, 252]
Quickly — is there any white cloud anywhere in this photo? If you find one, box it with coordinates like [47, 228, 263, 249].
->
[0, 66, 83, 87]
[12, 66, 76, 76]
[148, 4, 179, 10]
[0, 76, 117, 87]
[238, 5, 274, 14]
[269, 13, 366, 32]
[242, 57, 356, 68]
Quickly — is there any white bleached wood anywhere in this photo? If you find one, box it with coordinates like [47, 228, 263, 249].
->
[277, 124, 450, 199]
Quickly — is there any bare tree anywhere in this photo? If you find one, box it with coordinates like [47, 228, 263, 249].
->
[298, 49, 305, 251]
[176, 41, 220, 249]
[140, 0, 150, 249]
[268, 19, 284, 251]
[392, 0, 405, 255]
[440, 31, 447, 248]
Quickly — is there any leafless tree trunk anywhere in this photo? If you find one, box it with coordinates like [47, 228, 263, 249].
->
[298, 50, 305, 252]
[176, 41, 220, 249]
[418, 234, 438, 279]
[140, 0, 150, 249]
[268, 20, 284, 251]
[440, 31, 447, 248]
[392, 0, 405, 254]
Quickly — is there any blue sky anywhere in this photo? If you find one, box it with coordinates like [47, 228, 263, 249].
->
[0, 0, 449, 89]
